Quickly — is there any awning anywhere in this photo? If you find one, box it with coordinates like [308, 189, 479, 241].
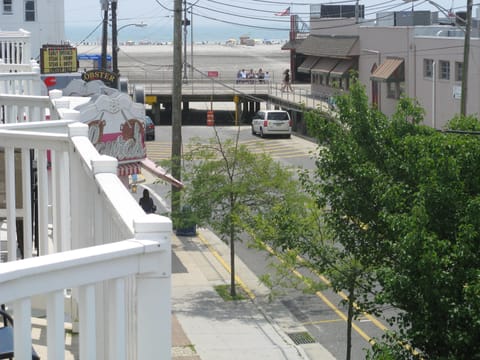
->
[311, 57, 340, 74]
[371, 58, 404, 81]
[140, 158, 184, 189]
[296, 35, 359, 58]
[281, 39, 304, 50]
[118, 162, 141, 177]
[330, 59, 355, 77]
[298, 56, 319, 73]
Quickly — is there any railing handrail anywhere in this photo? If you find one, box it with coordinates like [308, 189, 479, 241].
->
[0, 238, 165, 303]
[0, 120, 172, 359]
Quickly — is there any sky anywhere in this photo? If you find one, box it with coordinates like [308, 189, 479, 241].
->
[63, 0, 468, 42]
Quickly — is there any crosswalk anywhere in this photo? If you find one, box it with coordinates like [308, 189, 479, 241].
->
[145, 137, 317, 163]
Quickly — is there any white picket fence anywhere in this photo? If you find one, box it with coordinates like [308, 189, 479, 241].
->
[0, 67, 172, 359]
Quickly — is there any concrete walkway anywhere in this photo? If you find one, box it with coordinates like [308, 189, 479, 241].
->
[171, 227, 337, 359]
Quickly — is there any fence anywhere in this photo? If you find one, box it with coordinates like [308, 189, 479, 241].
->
[0, 120, 172, 359]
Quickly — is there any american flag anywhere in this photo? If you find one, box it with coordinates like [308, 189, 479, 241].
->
[275, 7, 290, 16]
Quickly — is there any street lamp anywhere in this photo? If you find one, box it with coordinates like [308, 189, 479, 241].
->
[112, 22, 147, 78]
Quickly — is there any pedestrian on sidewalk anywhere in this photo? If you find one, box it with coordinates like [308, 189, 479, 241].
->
[281, 69, 293, 93]
[139, 189, 156, 213]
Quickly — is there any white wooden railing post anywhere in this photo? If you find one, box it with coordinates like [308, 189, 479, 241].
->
[79, 284, 96, 360]
[4, 146, 17, 261]
[134, 215, 172, 360]
[90, 154, 119, 360]
[47, 291, 66, 360]
[13, 297, 33, 360]
[21, 147, 32, 257]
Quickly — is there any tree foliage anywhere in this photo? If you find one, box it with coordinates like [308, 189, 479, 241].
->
[304, 78, 480, 359]
[182, 129, 301, 297]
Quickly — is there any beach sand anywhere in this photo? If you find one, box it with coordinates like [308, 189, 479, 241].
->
[77, 43, 291, 84]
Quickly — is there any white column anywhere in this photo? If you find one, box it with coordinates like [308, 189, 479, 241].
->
[13, 298, 33, 359]
[79, 284, 97, 360]
[134, 216, 172, 360]
[37, 149, 49, 255]
[47, 291, 66, 360]
[5, 147, 17, 261]
[21, 148, 32, 257]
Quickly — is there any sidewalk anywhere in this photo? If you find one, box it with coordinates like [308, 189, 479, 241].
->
[171, 226, 337, 360]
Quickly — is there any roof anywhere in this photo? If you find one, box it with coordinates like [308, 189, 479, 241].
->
[296, 35, 359, 58]
[311, 57, 340, 74]
[298, 56, 319, 73]
[281, 38, 304, 50]
[330, 59, 356, 77]
[371, 58, 404, 81]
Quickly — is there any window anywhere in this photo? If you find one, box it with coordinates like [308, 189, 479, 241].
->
[439, 60, 450, 80]
[455, 61, 463, 82]
[3, 0, 12, 13]
[25, 0, 35, 21]
[423, 59, 433, 78]
[387, 81, 404, 99]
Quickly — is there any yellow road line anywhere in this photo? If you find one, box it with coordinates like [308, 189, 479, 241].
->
[196, 231, 374, 344]
[287, 264, 376, 345]
[302, 318, 344, 326]
[196, 232, 256, 300]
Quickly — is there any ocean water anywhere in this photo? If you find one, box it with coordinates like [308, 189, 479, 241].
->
[65, 23, 290, 45]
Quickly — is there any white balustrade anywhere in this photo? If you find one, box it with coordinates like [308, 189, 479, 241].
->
[0, 120, 172, 359]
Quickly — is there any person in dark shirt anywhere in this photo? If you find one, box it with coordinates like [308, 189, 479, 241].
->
[281, 69, 293, 92]
[139, 189, 156, 213]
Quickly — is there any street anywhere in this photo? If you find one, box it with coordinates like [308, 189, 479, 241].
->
[141, 125, 389, 360]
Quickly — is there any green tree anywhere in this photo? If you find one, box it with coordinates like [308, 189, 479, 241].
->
[182, 129, 300, 297]
[304, 78, 480, 359]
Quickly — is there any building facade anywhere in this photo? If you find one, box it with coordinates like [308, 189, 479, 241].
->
[289, 4, 480, 129]
[0, 0, 65, 59]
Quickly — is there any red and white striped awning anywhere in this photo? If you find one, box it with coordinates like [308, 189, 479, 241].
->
[141, 158, 184, 189]
[118, 162, 141, 177]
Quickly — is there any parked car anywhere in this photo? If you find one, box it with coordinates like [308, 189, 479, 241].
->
[251, 110, 292, 138]
[144, 115, 155, 141]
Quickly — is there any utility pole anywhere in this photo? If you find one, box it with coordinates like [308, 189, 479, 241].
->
[172, 0, 183, 217]
[111, 0, 118, 87]
[183, 0, 188, 82]
[460, 0, 472, 116]
[190, 4, 194, 80]
[100, 0, 109, 70]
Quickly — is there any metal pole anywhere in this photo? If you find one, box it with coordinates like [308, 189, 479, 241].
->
[100, 0, 109, 70]
[183, 0, 188, 82]
[190, 5, 194, 81]
[111, 0, 118, 86]
[172, 0, 183, 216]
[460, 0, 472, 116]
[432, 60, 436, 128]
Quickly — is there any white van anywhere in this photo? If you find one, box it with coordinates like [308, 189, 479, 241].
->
[251, 110, 292, 138]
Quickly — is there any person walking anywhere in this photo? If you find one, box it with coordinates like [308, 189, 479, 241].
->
[281, 69, 293, 92]
[139, 189, 156, 213]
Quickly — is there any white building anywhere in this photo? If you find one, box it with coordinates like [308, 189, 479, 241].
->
[0, 0, 65, 59]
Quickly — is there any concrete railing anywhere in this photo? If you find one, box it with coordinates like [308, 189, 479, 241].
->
[0, 67, 43, 96]
[0, 29, 32, 65]
[0, 93, 60, 124]
[0, 120, 172, 359]
[128, 77, 328, 111]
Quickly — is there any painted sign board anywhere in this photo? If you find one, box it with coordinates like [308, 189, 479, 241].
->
[68, 89, 147, 164]
[40, 45, 78, 74]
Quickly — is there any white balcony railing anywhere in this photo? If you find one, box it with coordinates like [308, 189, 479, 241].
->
[0, 119, 172, 359]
